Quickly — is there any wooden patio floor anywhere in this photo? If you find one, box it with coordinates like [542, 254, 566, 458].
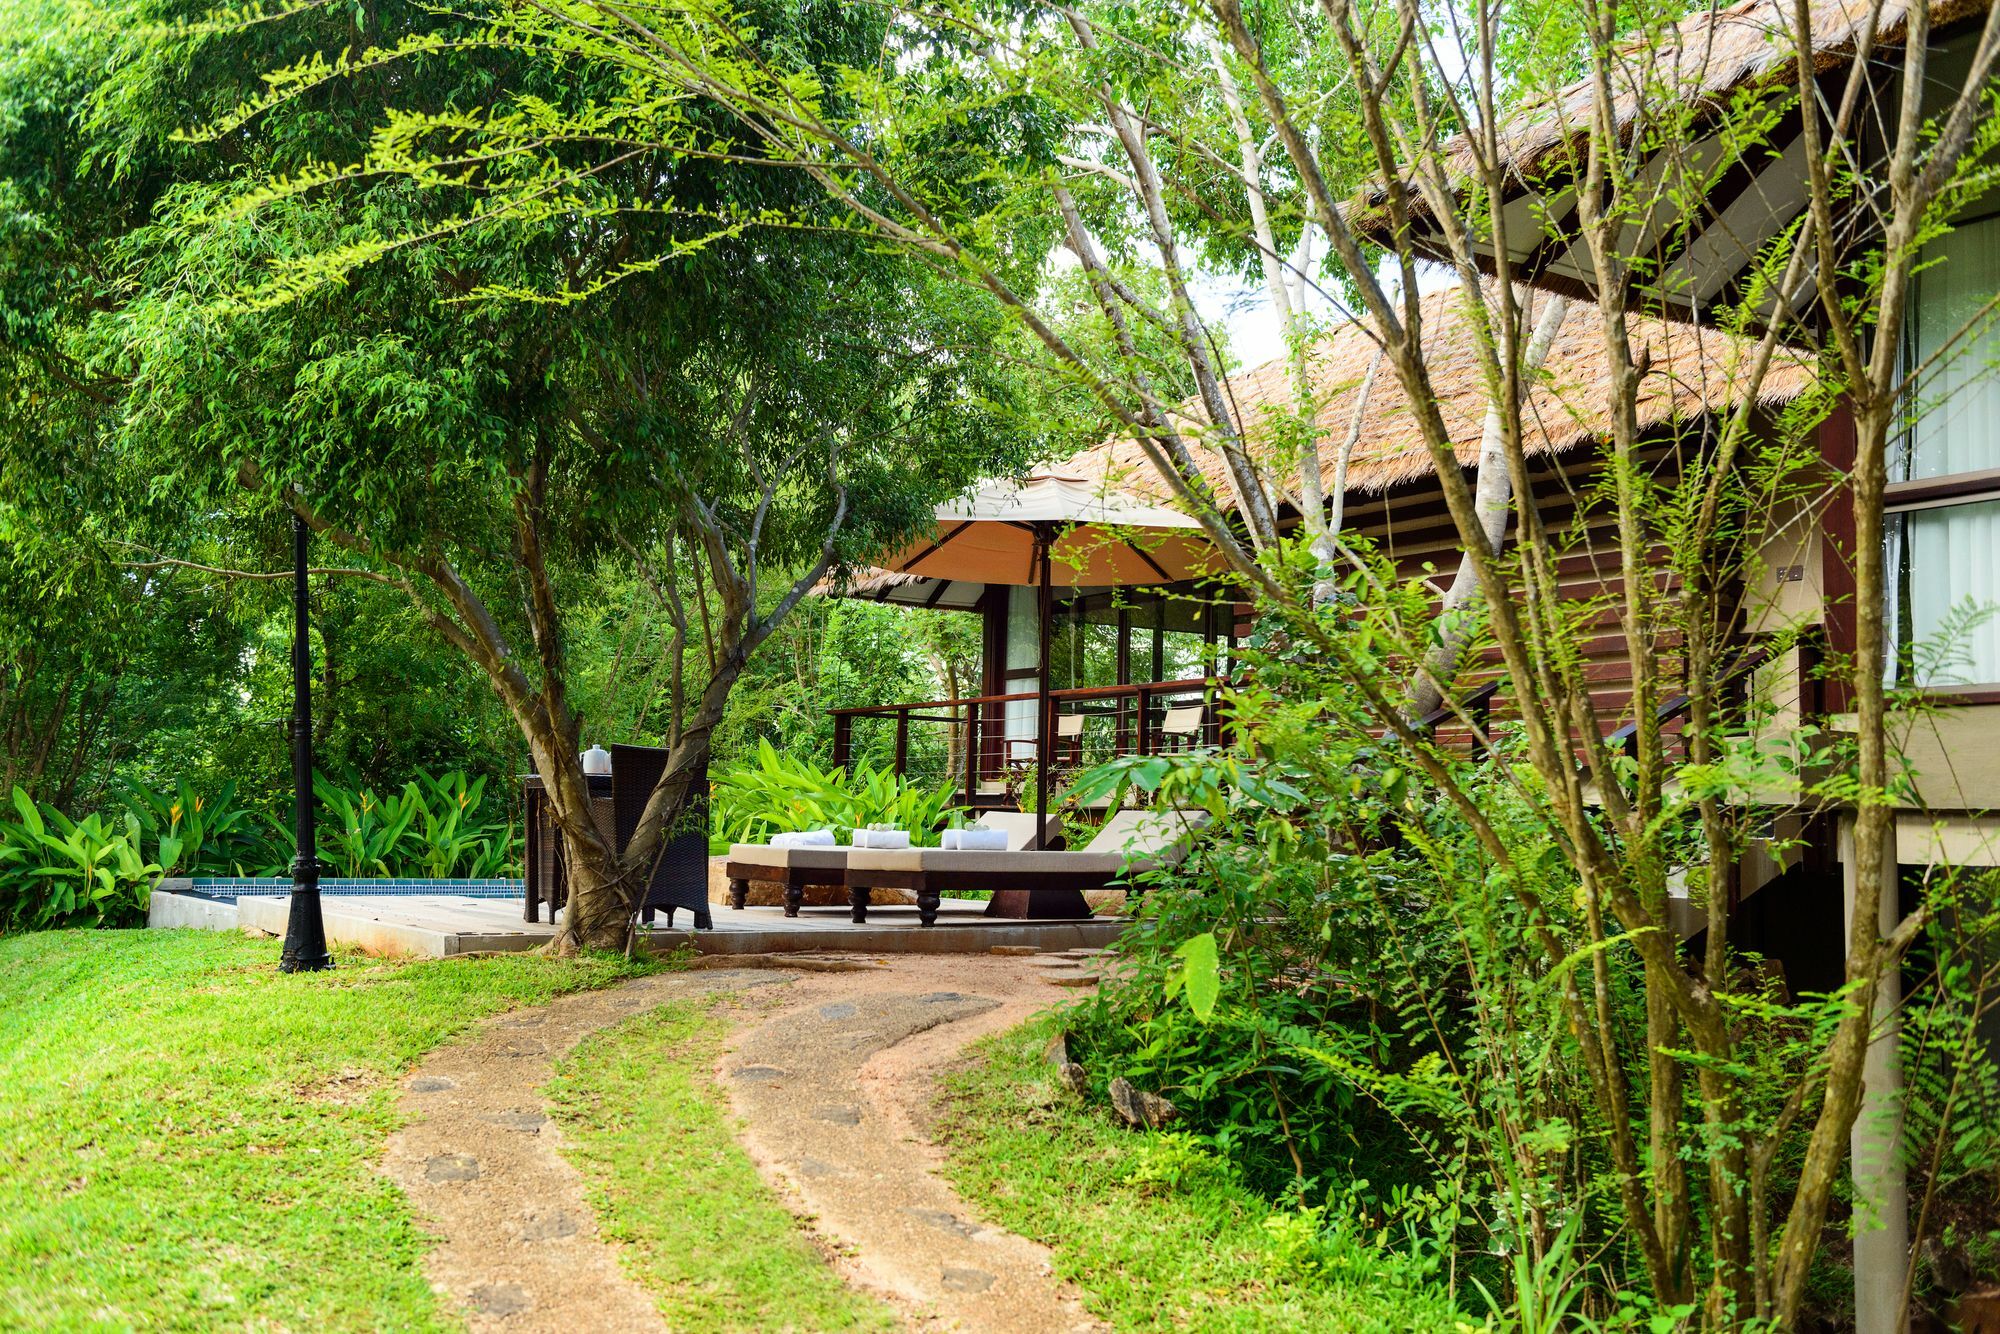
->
[166, 890, 1127, 959]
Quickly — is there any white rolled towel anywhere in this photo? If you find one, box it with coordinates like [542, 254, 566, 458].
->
[940, 829, 960, 850]
[956, 826, 1007, 851]
[867, 829, 911, 850]
[771, 829, 835, 849]
[849, 829, 872, 847]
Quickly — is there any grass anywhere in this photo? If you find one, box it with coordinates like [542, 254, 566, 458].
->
[544, 999, 895, 1333]
[0, 928, 648, 1331]
[933, 1017, 1469, 1333]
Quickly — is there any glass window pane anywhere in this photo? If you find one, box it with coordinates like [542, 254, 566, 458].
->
[1890, 499, 2000, 686]
[1907, 213, 2000, 481]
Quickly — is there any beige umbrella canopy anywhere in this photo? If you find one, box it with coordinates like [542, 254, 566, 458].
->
[879, 472, 1219, 589]
[874, 471, 1221, 826]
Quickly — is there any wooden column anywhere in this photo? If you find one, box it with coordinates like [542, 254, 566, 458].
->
[1034, 527, 1053, 845]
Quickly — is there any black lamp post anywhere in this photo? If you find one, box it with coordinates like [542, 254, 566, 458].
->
[279, 512, 331, 973]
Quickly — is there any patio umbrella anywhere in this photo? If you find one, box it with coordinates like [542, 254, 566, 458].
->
[880, 472, 1217, 589]
[876, 472, 1222, 837]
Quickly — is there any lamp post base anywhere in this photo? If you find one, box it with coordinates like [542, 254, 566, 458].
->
[279, 855, 333, 974]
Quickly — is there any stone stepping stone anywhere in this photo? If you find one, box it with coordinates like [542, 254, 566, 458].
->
[407, 1075, 455, 1092]
[424, 1153, 481, 1182]
[817, 1001, 859, 1019]
[941, 1267, 996, 1294]
[481, 1109, 549, 1132]
[731, 1065, 787, 1082]
[1044, 973, 1100, 988]
[1028, 956, 1084, 970]
[989, 945, 1041, 956]
[467, 1282, 532, 1316]
[811, 1104, 862, 1126]
[907, 1207, 980, 1238]
[519, 1211, 579, 1242]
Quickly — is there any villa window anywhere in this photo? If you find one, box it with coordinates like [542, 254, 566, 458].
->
[1888, 208, 2000, 688]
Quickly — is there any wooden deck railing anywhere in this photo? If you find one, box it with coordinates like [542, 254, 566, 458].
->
[829, 677, 1220, 802]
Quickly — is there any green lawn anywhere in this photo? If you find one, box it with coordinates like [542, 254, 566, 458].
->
[544, 1000, 895, 1332]
[934, 1018, 1468, 1333]
[0, 929, 647, 1330]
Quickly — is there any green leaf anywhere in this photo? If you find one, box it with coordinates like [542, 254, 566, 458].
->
[1175, 931, 1222, 1022]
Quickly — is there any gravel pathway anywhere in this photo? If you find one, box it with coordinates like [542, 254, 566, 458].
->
[382, 953, 1101, 1332]
[381, 968, 786, 1333]
[721, 955, 1106, 1332]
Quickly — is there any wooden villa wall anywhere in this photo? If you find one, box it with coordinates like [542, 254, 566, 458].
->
[1338, 438, 1694, 745]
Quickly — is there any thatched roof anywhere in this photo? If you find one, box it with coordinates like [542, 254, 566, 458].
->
[1432, 0, 1983, 188]
[1070, 289, 1816, 507]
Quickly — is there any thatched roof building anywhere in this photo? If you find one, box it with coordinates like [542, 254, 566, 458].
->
[1069, 289, 1815, 509]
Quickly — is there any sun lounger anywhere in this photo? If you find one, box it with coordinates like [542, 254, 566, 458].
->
[722, 811, 1058, 919]
[844, 808, 1210, 926]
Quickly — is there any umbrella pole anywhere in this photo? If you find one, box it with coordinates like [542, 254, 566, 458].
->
[1035, 527, 1053, 845]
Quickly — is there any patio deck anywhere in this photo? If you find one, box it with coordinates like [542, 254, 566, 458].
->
[148, 883, 1126, 959]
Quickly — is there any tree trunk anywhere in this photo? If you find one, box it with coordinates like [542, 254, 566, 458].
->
[1408, 292, 1567, 717]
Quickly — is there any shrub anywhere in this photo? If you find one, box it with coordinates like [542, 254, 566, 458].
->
[0, 788, 162, 931]
[708, 739, 960, 852]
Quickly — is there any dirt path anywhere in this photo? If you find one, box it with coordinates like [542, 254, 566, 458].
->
[381, 968, 788, 1333]
[720, 954, 1105, 1333]
[384, 953, 1101, 1333]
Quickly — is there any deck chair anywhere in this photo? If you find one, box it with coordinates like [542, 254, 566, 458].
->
[723, 810, 1058, 920]
[1055, 711, 1087, 766]
[845, 807, 1210, 926]
[1159, 703, 1208, 751]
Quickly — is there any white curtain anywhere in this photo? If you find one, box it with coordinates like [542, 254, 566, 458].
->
[1004, 585, 1039, 756]
[1892, 212, 2000, 684]
[1891, 499, 2000, 686]
[1908, 214, 2000, 480]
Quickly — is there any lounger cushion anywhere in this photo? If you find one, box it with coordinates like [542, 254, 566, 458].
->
[1083, 809, 1211, 857]
[725, 844, 849, 871]
[846, 848, 1127, 875]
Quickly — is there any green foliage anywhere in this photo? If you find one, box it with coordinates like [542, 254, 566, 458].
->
[122, 777, 263, 877]
[707, 739, 959, 853]
[266, 769, 520, 879]
[0, 787, 162, 930]
[936, 1018, 1466, 1331]
[0, 767, 526, 934]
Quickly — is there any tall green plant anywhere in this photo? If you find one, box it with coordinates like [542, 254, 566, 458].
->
[708, 739, 959, 853]
[0, 787, 161, 930]
[123, 778, 267, 876]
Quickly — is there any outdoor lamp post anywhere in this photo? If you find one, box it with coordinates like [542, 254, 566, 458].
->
[279, 511, 331, 973]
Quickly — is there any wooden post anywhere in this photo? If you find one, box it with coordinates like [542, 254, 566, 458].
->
[1115, 608, 1131, 753]
[1034, 528, 1053, 843]
[963, 699, 979, 807]
[893, 711, 910, 777]
[833, 713, 852, 772]
[1136, 685, 1153, 757]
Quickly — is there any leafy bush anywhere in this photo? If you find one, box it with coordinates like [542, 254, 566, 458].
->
[0, 769, 526, 934]
[708, 739, 960, 853]
[261, 769, 520, 878]
[0, 788, 162, 931]
[124, 778, 268, 876]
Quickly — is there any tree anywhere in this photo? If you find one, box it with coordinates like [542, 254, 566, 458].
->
[11, 0, 1031, 950]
